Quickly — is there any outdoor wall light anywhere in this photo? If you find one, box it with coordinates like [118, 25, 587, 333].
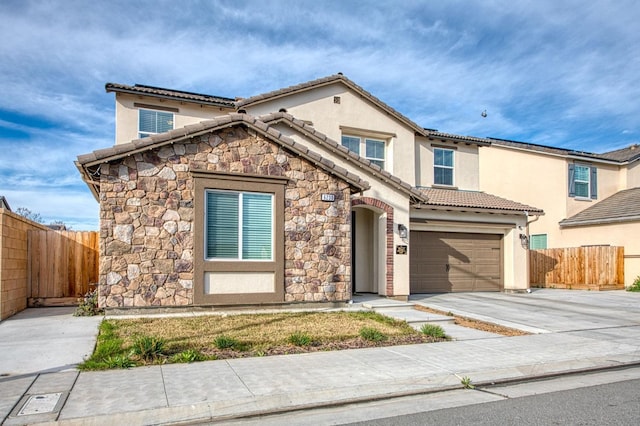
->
[398, 224, 408, 239]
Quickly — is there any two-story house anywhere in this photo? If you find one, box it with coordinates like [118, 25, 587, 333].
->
[77, 74, 543, 310]
[480, 139, 640, 286]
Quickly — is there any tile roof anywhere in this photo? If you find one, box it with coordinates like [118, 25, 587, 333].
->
[599, 144, 640, 162]
[426, 131, 492, 147]
[488, 138, 640, 164]
[415, 187, 544, 215]
[237, 74, 428, 137]
[260, 112, 428, 203]
[105, 83, 236, 108]
[76, 114, 370, 199]
[559, 187, 640, 227]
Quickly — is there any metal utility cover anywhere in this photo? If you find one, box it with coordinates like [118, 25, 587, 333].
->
[18, 393, 63, 416]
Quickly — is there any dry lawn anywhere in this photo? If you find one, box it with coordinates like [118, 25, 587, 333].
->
[414, 305, 529, 336]
[83, 311, 438, 369]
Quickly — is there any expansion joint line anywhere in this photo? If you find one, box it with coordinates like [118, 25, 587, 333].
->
[226, 360, 255, 396]
[160, 366, 170, 407]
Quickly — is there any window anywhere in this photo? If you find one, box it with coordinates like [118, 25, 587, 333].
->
[205, 190, 273, 260]
[529, 234, 547, 250]
[139, 109, 174, 138]
[341, 135, 385, 169]
[568, 164, 597, 199]
[434, 148, 454, 186]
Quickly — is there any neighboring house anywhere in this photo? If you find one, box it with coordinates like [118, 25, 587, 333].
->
[78, 74, 544, 309]
[479, 140, 640, 286]
[0, 196, 10, 212]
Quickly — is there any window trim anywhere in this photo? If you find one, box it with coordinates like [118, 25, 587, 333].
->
[138, 108, 174, 139]
[193, 171, 286, 305]
[568, 163, 597, 200]
[433, 147, 455, 186]
[341, 134, 386, 169]
[204, 189, 274, 262]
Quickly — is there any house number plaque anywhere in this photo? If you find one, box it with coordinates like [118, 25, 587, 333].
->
[396, 245, 407, 255]
[321, 193, 336, 202]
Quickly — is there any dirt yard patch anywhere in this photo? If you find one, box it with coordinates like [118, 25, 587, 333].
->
[414, 305, 530, 336]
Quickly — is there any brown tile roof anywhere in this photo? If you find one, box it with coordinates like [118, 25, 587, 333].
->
[415, 187, 544, 215]
[237, 74, 428, 137]
[76, 114, 370, 199]
[559, 187, 640, 227]
[105, 83, 236, 108]
[260, 112, 427, 203]
[489, 138, 640, 164]
[599, 144, 640, 162]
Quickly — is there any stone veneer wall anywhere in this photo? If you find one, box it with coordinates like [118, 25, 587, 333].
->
[98, 126, 351, 308]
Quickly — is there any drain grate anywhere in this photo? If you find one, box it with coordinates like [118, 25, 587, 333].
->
[18, 393, 63, 416]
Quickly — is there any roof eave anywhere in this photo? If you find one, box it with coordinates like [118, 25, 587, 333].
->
[105, 84, 235, 108]
[412, 203, 544, 216]
[559, 215, 640, 228]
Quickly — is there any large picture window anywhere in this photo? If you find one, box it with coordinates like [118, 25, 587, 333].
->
[434, 148, 454, 186]
[205, 190, 273, 260]
[139, 109, 174, 138]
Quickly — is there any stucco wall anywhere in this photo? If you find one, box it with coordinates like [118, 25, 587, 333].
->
[0, 209, 50, 320]
[243, 82, 418, 186]
[114, 93, 234, 145]
[98, 126, 352, 308]
[415, 137, 481, 190]
[480, 145, 624, 248]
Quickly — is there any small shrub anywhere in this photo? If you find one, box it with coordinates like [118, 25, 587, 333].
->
[104, 355, 136, 369]
[627, 276, 640, 292]
[359, 327, 387, 342]
[420, 324, 447, 339]
[214, 335, 239, 350]
[132, 336, 166, 361]
[171, 349, 204, 363]
[287, 331, 313, 346]
[74, 288, 103, 316]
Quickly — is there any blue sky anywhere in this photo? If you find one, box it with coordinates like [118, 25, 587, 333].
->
[1, 0, 639, 230]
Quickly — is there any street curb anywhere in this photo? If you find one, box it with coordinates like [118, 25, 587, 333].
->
[43, 360, 640, 426]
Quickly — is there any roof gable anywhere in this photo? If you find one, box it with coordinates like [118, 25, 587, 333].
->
[76, 114, 370, 200]
[560, 187, 640, 227]
[237, 74, 428, 137]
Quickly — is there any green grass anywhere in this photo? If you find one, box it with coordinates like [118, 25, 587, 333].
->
[420, 323, 447, 339]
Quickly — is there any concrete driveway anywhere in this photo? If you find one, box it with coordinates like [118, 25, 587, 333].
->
[0, 307, 102, 377]
[411, 289, 640, 334]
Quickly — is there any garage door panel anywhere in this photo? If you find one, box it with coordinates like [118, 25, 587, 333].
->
[410, 231, 502, 293]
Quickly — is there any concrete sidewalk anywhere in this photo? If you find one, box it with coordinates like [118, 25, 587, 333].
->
[2, 290, 640, 425]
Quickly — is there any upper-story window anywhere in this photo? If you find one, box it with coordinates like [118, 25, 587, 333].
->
[434, 148, 454, 186]
[341, 135, 385, 169]
[139, 109, 174, 139]
[568, 163, 597, 199]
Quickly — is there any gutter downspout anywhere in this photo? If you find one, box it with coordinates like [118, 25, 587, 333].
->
[524, 210, 541, 292]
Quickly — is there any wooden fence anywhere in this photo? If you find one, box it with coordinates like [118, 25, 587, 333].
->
[28, 230, 99, 306]
[530, 246, 624, 290]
